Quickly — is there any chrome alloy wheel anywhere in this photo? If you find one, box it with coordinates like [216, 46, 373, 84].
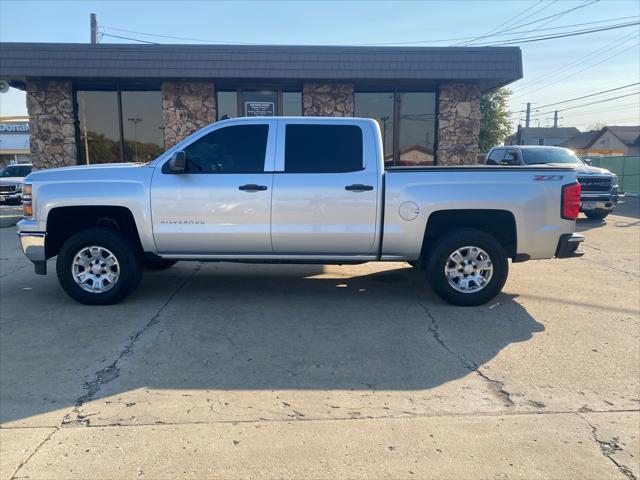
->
[71, 246, 120, 293]
[445, 246, 493, 293]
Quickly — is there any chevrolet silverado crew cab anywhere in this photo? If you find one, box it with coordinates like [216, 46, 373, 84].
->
[486, 145, 619, 220]
[18, 117, 585, 306]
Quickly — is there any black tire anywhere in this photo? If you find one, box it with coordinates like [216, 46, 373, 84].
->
[425, 228, 509, 307]
[584, 210, 609, 220]
[143, 257, 178, 271]
[56, 227, 143, 305]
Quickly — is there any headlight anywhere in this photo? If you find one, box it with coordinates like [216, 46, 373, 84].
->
[611, 176, 619, 187]
[22, 184, 32, 218]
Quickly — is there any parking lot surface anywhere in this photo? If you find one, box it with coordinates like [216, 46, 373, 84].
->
[1, 199, 638, 479]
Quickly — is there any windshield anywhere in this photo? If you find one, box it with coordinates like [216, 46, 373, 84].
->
[521, 149, 582, 165]
[0, 165, 32, 178]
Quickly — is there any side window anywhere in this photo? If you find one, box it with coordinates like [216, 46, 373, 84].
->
[284, 124, 363, 173]
[503, 149, 521, 165]
[181, 125, 268, 173]
[487, 149, 506, 164]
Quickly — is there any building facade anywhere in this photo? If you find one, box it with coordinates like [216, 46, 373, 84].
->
[560, 126, 640, 157]
[506, 127, 580, 147]
[0, 43, 522, 170]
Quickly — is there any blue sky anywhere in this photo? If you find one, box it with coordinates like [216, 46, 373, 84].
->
[1, 0, 638, 131]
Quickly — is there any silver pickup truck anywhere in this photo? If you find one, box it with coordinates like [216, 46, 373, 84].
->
[18, 117, 585, 306]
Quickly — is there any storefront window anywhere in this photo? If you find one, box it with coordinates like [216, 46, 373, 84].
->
[283, 91, 302, 116]
[398, 92, 436, 167]
[355, 92, 394, 165]
[77, 91, 121, 164]
[121, 91, 164, 162]
[217, 91, 238, 120]
[355, 90, 436, 167]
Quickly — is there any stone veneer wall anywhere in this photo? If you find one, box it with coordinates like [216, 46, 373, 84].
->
[161, 81, 216, 149]
[303, 83, 354, 116]
[436, 83, 481, 165]
[26, 81, 77, 170]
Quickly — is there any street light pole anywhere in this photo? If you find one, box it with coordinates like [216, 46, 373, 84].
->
[127, 117, 142, 161]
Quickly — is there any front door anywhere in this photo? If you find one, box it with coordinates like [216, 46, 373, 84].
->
[270, 120, 380, 255]
[150, 120, 276, 254]
[241, 90, 278, 117]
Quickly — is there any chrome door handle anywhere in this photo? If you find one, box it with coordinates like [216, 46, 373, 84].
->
[345, 184, 374, 191]
[238, 184, 268, 191]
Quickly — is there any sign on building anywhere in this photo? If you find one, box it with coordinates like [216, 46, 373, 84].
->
[245, 101, 275, 117]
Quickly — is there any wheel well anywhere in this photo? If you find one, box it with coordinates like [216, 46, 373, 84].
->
[45, 206, 143, 259]
[422, 209, 517, 259]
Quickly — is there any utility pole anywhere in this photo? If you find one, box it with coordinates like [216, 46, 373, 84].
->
[128, 117, 143, 161]
[90, 13, 98, 44]
[553, 110, 559, 128]
[525, 102, 531, 128]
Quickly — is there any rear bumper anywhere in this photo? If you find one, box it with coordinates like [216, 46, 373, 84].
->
[17, 232, 47, 274]
[555, 233, 585, 258]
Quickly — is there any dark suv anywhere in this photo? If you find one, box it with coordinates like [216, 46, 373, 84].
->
[485, 146, 619, 220]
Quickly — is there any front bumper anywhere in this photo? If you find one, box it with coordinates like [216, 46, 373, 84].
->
[18, 232, 47, 274]
[580, 193, 619, 212]
[555, 233, 585, 258]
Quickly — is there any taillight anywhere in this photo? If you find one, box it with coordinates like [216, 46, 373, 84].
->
[561, 182, 581, 220]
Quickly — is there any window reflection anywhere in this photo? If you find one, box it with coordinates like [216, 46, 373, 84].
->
[77, 91, 120, 164]
[398, 92, 436, 167]
[217, 91, 238, 120]
[355, 92, 394, 165]
[283, 91, 302, 116]
[121, 91, 164, 162]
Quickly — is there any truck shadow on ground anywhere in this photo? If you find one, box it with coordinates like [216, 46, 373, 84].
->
[1, 262, 545, 425]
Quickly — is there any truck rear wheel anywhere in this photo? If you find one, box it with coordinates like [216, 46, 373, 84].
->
[56, 227, 143, 305]
[425, 228, 508, 306]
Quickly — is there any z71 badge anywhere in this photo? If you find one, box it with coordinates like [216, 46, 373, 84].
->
[533, 175, 564, 181]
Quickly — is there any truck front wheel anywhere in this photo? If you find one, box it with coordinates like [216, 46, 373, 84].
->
[56, 227, 143, 305]
[425, 228, 508, 306]
[584, 210, 609, 220]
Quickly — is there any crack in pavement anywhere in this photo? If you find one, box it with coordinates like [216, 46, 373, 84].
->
[578, 413, 637, 480]
[415, 293, 515, 408]
[8, 427, 59, 480]
[61, 264, 201, 427]
[0, 264, 28, 280]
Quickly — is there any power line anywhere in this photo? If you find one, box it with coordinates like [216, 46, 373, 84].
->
[512, 83, 640, 113]
[476, 20, 639, 46]
[456, 0, 545, 46]
[511, 33, 640, 98]
[528, 92, 640, 118]
[512, 31, 638, 94]
[99, 15, 638, 47]
[100, 32, 157, 44]
[488, 0, 600, 36]
[99, 26, 256, 45]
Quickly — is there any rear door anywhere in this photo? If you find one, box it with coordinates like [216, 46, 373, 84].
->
[270, 119, 380, 255]
[150, 120, 276, 254]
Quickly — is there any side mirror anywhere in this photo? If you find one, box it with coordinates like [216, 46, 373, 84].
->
[583, 158, 592, 165]
[168, 151, 186, 173]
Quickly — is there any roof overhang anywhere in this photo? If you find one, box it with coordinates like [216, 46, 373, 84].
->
[0, 42, 522, 93]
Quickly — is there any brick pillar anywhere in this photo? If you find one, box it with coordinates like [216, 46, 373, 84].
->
[26, 81, 77, 169]
[436, 83, 481, 165]
[161, 81, 216, 149]
[303, 83, 354, 116]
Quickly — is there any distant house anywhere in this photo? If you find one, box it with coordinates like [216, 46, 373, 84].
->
[506, 127, 580, 147]
[560, 126, 640, 157]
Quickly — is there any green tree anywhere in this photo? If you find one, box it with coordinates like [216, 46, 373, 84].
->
[479, 88, 513, 152]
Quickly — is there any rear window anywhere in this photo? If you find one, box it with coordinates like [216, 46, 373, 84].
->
[284, 124, 363, 173]
[487, 149, 505, 162]
[521, 149, 581, 165]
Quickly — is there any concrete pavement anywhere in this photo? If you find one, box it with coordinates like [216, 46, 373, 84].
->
[1, 198, 638, 479]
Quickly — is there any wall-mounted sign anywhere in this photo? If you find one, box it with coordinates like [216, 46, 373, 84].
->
[0, 122, 29, 133]
[245, 101, 275, 117]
